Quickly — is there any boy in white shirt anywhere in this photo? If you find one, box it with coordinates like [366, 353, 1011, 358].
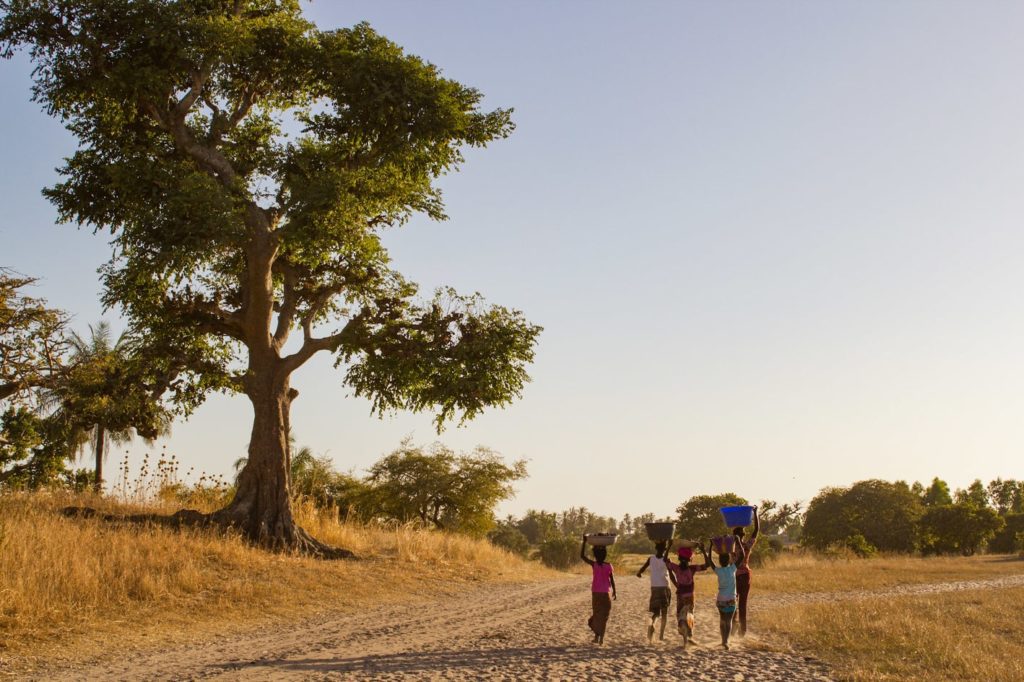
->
[636, 541, 671, 642]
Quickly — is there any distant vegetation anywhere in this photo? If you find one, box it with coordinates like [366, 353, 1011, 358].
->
[489, 478, 1022, 569]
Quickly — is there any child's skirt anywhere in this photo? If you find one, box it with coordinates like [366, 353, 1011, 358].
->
[589, 592, 612, 635]
[676, 593, 695, 634]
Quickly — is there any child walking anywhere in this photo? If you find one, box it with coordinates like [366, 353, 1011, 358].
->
[731, 505, 759, 637]
[580, 536, 616, 644]
[666, 544, 710, 648]
[636, 541, 672, 642]
[707, 537, 747, 650]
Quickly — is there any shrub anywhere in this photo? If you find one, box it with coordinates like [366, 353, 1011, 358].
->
[539, 536, 580, 569]
[488, 525, 530, 556]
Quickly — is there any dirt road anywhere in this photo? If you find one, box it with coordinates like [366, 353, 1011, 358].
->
[33, 573, 1024, 681]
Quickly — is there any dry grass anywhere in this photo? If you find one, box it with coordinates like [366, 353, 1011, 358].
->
[754, 552, 1024, 594]
[761, 587, 1024, 681]
[0, 491, 551, 673]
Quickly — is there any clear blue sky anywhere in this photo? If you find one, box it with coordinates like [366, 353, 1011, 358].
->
[2, 1, 1023, 519]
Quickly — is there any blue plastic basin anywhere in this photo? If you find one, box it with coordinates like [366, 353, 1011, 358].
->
[720, 505, 754, 528]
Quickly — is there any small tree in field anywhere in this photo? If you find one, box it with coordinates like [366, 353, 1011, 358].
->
[675, 493, 748, 542]
[1, 1, 540, 555]
[365, 442, 526, 536]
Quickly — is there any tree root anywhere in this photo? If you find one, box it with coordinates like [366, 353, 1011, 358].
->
[60, 506, 356, 560]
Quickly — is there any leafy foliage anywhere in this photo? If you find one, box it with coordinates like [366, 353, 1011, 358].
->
[0, 1, 540, 427]
[987, 479, 1023, 516]
[41, 323, 173, 489]
[802, 480, 923, 553]
[1, 1, 540, 549]
[675, 493, 748, 542]
[365, 441, 526, 536]
[987, 513, 1024, 554]
[921, 477, 953, 507]
[919, 503, 1004, 556]
[486, 519, 530, 556]
[538, 535, 579, 570]
[0, 270, 67, 403]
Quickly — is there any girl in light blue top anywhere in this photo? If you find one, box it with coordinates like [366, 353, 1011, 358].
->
[706, 538, 746, 649]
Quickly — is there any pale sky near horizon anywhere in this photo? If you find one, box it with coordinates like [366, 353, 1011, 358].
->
[2, 1, 1023, 520]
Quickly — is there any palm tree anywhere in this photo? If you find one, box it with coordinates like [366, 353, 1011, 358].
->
[42, 322, 172, 492]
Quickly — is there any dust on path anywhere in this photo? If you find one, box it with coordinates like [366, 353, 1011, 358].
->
[29, 573, 1024, 681]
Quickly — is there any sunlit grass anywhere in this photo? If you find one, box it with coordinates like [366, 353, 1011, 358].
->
[0, 491, 551, 672]
[760, 587, 1024, 681]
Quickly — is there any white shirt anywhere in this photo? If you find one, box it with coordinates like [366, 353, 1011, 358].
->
[648, 556, 669, 588]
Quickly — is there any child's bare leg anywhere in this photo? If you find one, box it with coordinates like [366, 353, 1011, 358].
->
[720, 611, 732, 648]
[659, 611, 667, 640]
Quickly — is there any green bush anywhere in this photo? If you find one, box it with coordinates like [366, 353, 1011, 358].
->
[988, 513, 1024, 554]
[539, 536, 580, 569]
[488, 525, 530, 556]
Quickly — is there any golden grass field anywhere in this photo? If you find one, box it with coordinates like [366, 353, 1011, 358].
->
[761, 586, 1024, 682]
[0, 492, 551, 672]
[3, 494, 1023, 681]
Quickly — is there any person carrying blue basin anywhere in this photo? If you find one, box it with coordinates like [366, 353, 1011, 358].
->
[729, 501, 761, 634]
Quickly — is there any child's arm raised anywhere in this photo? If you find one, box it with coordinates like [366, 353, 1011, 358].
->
[750, 505, 760, 543]
[697, 543, 711, 571]
[580, 536, 594, 566]
[636, 557, 651, 578]
[735, 535, 748, 566]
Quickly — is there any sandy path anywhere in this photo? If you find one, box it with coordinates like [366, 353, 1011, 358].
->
[32, 573, 1024, 682]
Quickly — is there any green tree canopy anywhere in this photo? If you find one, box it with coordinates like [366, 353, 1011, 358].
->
[988, 479, 1023, 516]
[675, 493, 748, 542]
[0, 271, 72, 487]
[953, 479, 990, 509]
[1, 1, 540, 554]
[364, 441, 527, 536]
[919, 503, 1004, 556]
[921, 477, 953, 507]
[42, 323, 172, 491]
[802, 479, 923, 553]
[0, 270, 67, 402]
[515, 509, 559, 545]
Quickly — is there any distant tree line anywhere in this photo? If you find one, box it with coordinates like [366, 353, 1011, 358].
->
[487, 494, 803, 569]
[488, 478, 1022, 568]
[802, 477, 1020, 557]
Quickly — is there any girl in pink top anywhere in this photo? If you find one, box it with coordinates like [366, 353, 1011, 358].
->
[580, 536, 616, 644]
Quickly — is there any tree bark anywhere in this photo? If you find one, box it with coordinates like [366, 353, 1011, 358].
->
[94, 425, 105, 493]
[212, 370, 352, 558]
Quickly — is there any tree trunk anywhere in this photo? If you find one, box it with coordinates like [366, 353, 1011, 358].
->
[213, 372, 352, 558]
[93, 426, 105, 493]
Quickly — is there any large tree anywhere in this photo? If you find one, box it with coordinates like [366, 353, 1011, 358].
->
[1, 1, 540, 555]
